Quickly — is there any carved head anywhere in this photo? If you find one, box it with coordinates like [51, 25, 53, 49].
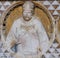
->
[22, 1, 35, 21]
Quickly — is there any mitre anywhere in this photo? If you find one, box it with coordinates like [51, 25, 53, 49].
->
[23, 1, 34, 11]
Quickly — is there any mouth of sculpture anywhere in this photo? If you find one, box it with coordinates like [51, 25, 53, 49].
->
[23, 16, 32, 21]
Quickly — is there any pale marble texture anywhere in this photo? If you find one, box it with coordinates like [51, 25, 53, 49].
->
[0, 1, 60, 58]
[5, 16, 49, 58]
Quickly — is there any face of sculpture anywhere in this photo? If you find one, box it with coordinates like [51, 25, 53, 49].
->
[23, 10, 34, 21]
[22, 1, 34, 21]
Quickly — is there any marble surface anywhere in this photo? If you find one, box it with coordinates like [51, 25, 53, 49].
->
[0, 1, 60, 58]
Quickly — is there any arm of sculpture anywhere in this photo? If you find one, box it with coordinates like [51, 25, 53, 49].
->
[36, 19, 49, 53]
[5, 21, 17, 53]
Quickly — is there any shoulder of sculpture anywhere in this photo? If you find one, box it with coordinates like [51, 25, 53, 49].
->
[33, 16, 41, 24]
[13, 17, 23, 25]
[15, 17, 22, 23]
[33, 16, 40, 19]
